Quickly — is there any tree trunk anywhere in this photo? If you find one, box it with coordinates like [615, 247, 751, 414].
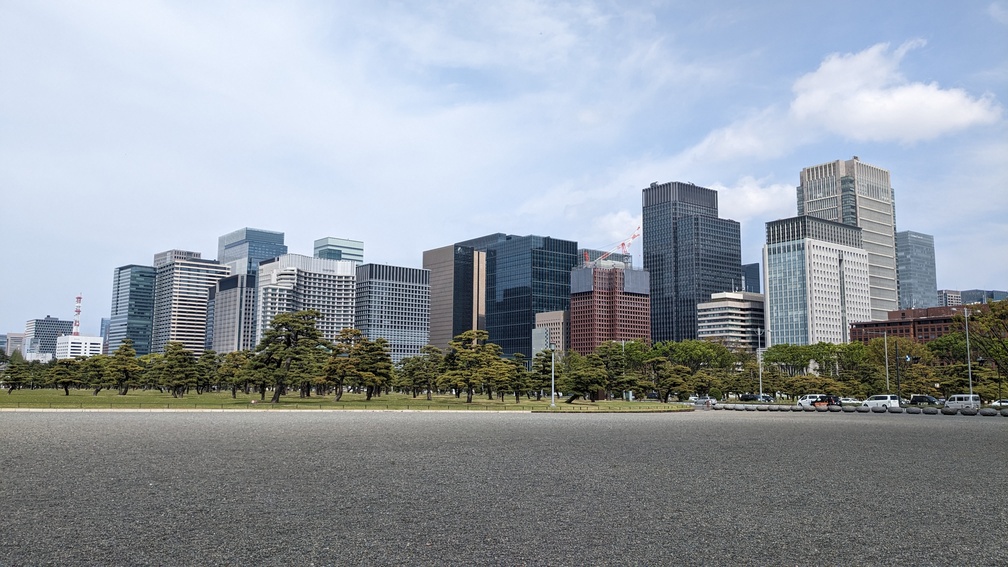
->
[565, 394, 579, 404]
[466, 386, 473, 403]
[515, 390, 520, 403]
[231, 385, 237, 399]
[365, 385, 374, 401]
[63, 385, 70, 396]
[334, 379, 343, 401]
[93, 387, 101, 396]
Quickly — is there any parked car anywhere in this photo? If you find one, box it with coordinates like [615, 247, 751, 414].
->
[839, 397, 861, 405]
[694, 395, 718, 407]
[739, 393, 760, 402]
[990, 399, 1008, 409]
[757, 394, 775, 403]
[863, 394, 903, 409]
[944, 394, 980, 410]
[796, 394, 826, 407]
[909, 395, 940, 406]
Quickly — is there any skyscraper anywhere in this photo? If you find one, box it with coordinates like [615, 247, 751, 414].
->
[568, 264, 650, 355]
[256, 254, 356, 344]
[797, 156, 897, 320]
[642, 181, 742, 343]
[763, 216, 871, 346]
[742, 263, 761, 293]
[107, 264, 156, 355]
[355, 263, 430, 363]
[422, 244, 487, 350]
[896, 230, 938, 309]
[152, 250, 230, 355]
[456, 233, 579, 360]
[314, 237, 364, 264]
[212, 228, 287, 353]
[696, 291, 765, 352]
[23, 316, 74, 361]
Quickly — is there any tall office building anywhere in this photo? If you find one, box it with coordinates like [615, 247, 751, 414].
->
[642, 182, 742, 343]
[0, 334, 6, 356]
[532, 311, 569, 359]
[5, 333, 24, 356]
[152, 250, 230, 355]
[742, 263, 761, 293]
[797, 156, 897, 320]
[355, 263, 430, 364]
[568, 264, 650, 355]
[960, 289, 1008, 304]
[896, 230, 938, 309]
[696, 292, 765, 352]
[212, 228, 288, 353]
[314, 237, 364, 264]
[107, 264, 156, 356]
[422, 244, 487, 349]
[763, 216, 871, 346]
[218, 228, 287, 276]
[55, 335, 104, 359]
[456, 233, 579, 360]
[937, 289, 962, 307]
[256, 254, 357, 344]
[23, 316, 74, 361]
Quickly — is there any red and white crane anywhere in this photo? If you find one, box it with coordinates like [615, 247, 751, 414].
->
[584, 225, 641, 267]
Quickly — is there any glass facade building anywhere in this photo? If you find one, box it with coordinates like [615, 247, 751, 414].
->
[642, 182, 742, 343]
[457, 234, 578, 360]
[218, 228, 287, 276]
[107, 264, 156, 355]
[213, 228, 287, 353]
[896, 230, 938, 309]
[314, 237, 364, 264]
[422, 244, 486, 350]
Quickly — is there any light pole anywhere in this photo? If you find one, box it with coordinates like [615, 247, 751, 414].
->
[550, 344, 556, 408]
[756, 328, 769, 397]
[858, 328, 890, 393]
[965, 308, 974, 398]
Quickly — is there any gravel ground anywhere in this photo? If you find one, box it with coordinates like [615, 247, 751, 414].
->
[0, 410, 1005, 566]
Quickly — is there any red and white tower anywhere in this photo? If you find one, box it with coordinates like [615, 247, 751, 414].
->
[73, 293, 82, 336]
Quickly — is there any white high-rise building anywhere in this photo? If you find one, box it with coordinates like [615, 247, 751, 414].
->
[55, 335, 104, 359]
[697, 291, 765, 352]
[152, 250, 230, 355]
[764, 216, 871, 346]
[256, 254, 356, 344]
[313, 237, 364, 264]
[354, 263, 430, 364]
[797, 157, 897, 320]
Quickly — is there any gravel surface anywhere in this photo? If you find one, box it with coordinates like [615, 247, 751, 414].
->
[0, 410, 1005, 566]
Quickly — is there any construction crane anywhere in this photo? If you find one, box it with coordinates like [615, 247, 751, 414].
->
[584, 226, 641, 267]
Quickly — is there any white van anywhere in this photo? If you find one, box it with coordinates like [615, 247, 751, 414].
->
[943, 394, 980, 410]
[863, 394, 902, 409]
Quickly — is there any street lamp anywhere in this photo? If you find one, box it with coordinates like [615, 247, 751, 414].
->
[965, 308, 974, 398]
[756, 328, 770, 397]
[550, 343, 556, 408]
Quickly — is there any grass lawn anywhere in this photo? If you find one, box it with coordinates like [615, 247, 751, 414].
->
[0, 388, 693, 413]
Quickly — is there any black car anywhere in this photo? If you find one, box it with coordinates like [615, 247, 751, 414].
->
[909, 394, 940, 406]
[740, 393, 760, 402]
[811, 394, 842, 407]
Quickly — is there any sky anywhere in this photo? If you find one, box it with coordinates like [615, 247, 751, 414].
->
[1, 1, 1006, 336]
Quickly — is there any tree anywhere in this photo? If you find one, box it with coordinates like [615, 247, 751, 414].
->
[107, 339, 142, 395]
[49, 358, 82, 395]
[558, 351, 607, 402]
[157, 342, 198, 398]
[196, 350, 219, 394]
[254, 310, 326, 404]
[324, 328, 362, 401]
[79, 354, 111, 395]
[353, 337, 393, 401]
[218, 350, 251, 398]
[397, 345, 443, 401]
[529, 350, 555, 401]
[439, 330, 501, 403]
[2, 352, 28, 393]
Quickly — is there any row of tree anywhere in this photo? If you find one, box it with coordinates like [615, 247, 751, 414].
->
[3, 301, 1007, 404]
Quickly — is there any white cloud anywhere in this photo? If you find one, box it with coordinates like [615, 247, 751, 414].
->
[990, 2, 1008, 25]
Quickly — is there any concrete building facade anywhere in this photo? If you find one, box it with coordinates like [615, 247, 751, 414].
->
[422, 244, 486, 350]
[256, 254, 356, 344]
[152, 250, 230, 355]
[23, 316, 74, 362]
[314, 237, 364, 264]
[697, 291, 766, 352]
[354, 263, 430, 364]
[55, 335, 104, 359]
[764, 216, 871, 346]
[797, 156, 897, 320]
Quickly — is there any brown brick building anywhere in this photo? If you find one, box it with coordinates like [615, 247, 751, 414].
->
[569, 264, 650, 355]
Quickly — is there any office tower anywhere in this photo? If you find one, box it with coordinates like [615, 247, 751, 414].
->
[0, 334, 6, 355]
[568, 265, 650, 355]
[354, 263, 430, 364]
[152, 250, 230, 355]
[797, 156, 897, 320]
[742, 263, 761, 293]
[23, 316, 74, 361]
[937, 289, 962, 307]
[212, 228, 288, 353]
[895, 230, 938, 309]
[422, 244, 487, 350]
[55, 335, 103, 359]
[218, 228, 287, 276]
[99, 318, 110, 354]
[456, 233, 579, 360]
[314, 237, 364, 264]
[642, 182, 742, 343]
[960, 289, 1008, 304]
[763, 216, 871, 346]
[697, 292, 765, 352]
[532, 311, 569, 359]
[5, 333, 24, 356]
[256, 254, 356, 344]
[108, 264, 156, 356]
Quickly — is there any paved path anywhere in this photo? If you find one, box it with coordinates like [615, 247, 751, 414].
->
[1, 411, 1004, 565]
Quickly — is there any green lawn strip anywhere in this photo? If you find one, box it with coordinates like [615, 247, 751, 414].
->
[0, 389, 693, 412]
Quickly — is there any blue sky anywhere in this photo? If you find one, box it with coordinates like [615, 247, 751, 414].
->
[1, 1, 1005, 336]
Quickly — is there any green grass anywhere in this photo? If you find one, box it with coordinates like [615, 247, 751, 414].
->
[0, 388, 693, 413]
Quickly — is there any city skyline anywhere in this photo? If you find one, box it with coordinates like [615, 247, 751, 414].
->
[2, 2, 1006, 335]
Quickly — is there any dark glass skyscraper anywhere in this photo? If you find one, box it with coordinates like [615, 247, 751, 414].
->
[213, 228, 287, 353]
[896, 230, 938, 309]
[108, 264, 156, 355]
[642, 182, 741, 343]
[456, 234, 578, 360]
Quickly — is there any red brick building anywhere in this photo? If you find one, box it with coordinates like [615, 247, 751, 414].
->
[569, 265, 650, 355]
[849, 305, 985, 344]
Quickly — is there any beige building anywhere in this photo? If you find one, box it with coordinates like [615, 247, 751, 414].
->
[697, 292, 765, 352]
[422, 244, 486, 350]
